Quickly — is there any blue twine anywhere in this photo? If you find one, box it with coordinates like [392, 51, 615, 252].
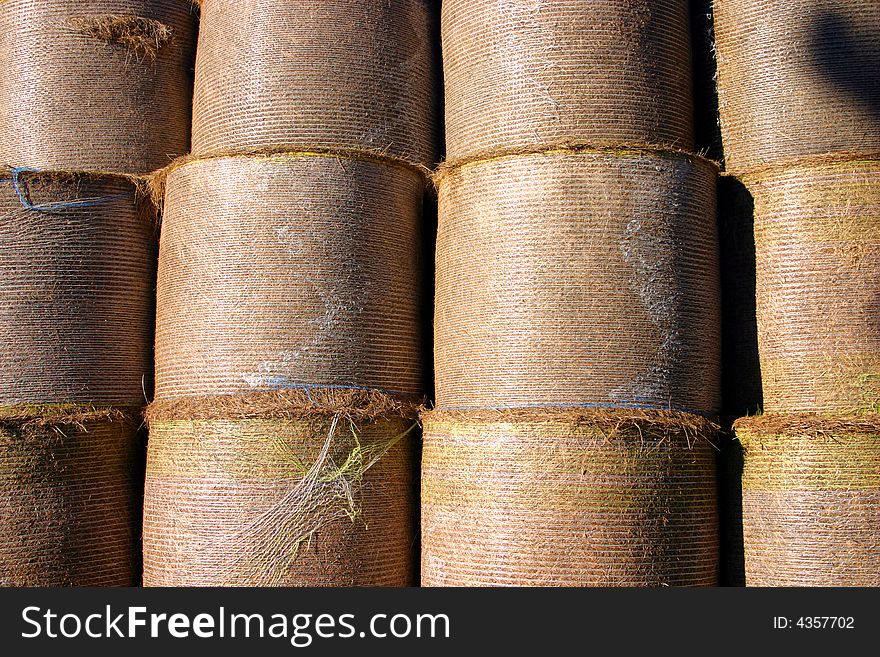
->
[9, 167, 127, 213]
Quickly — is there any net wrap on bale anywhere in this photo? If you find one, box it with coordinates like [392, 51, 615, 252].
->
[434, 149, 721, 414]
[0, 169, 156, 406]
[421, 408, 719, 587]
[747, 160, 880, 414]
[0, 406, 142, 587]
[154, 153, 426, 400]
[714, 0, 880, 174]
[143, 389, 418, 587]
[441, 0, 695, 161]
[0, 0, 197, 174]
[735, 414, 880, 586]
[191, 0, 440, 167]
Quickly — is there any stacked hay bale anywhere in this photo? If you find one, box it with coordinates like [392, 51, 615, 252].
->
[422, 0, 722, 586]
[0, 0, 196, 585]
[715, 0, 880, 585]
[141, 0, 439, 587]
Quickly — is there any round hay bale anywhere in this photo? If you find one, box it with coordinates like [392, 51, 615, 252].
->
[0, 407, 142, 586]
[718, 176, 762, 418]
[142, 390, 417, 586]
[748, 160, 880, 414]
[0, 169, 156, 406]
[0, 0, 197, 174]
[442, 0, 695, 161]
[735, 414, 880, 586]
[714, 0, 880, 174]
[434, 149, 721, 414]
[421, 408, 720, 587]
[191, 0, 440, 167]
[155, 153, 426, 400]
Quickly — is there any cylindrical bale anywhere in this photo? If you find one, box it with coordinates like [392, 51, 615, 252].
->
[718, 176, 762, 418]
[434, 150, 721, 414]
[0, 408, 142, 586]
[736, 414, 880, 586]
[143, 391, 418, 586]
[442, 0, 695, 161]
[748, 160, 880, 414]
[0, 0, 197, 174]
[0, 169, 156, 406]
[421, 408, 720, 587]
[714, 0, 880, 174]
[155, 154, 425, 399]
[191, 0, 440, 167]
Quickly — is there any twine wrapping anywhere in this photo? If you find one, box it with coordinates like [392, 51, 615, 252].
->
[714, 0, 880, 174]
[748, 160, 880, 414]
[143, 390, 418, 587]
[154, 153, 426, 400]
[718, 176, 762, 417]
[441, 0, 695, 161]
[0, 406, 142, 587]
[735, 414, 880, 586]
[191, 0, 440, 168]
[0, 169, 157, 406]
[434, 149, 721, 414]
[0, 0, 197, 174]
[421, 408, 720, 587]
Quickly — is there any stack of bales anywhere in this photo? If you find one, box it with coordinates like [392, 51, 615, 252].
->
[0, 0, 196, 585]
[715, 0, 880, 585]
[141, 0, 439, 587]
[421, 0, 722, 586]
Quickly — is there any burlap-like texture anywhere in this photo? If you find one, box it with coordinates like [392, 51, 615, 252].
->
[735, 413, 880, 586]
[718, 176, 762, 417]
[155, 153, 426, 400]
[715, 0, 880, 174]
[143, 395, 417, 587]
[0, 407, 142, 587]
[421, 408, 719, 587]
[0, 0, 197, 174]
[441, 0, 695, 160]
[191, 0, 440, 168]
[746, 160, 880, 414]
[0, 169, 156, 406]
[434, 149, 721, 414]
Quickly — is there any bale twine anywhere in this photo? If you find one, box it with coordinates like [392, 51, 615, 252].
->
[0, 406, 142, 586]
[718, 176, 762, 417]
[143, 389, 418, 586]
[442, 0, 695, 162]
[714, 0, 880, 174]
[434, 149, 721, 414]
[0, 168, 156, 406]
[0, 0, 197, 174]
[154, 153, 425, 400]
[747, 160, 880, 414]
[191, 0, 440, 168]
[735, 414, 880, 586]
[421, 408, 719, 587]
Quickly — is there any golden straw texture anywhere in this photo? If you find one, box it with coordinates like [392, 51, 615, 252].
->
[143, 413, 417, 587]
[434, 150, 721, 414]
[192, 0, 440, 167]
[715, 0, 880, 174]
[442, 0, 695, 161]
[0, 170, 156, 406]
[0, 0, 197, 174]
[421, 408, 719, 587]
[0, 409, 142, 586]
[155, 154, 426, 399]
[747, 160, 880, 414]
[736, 414, 880, 586]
